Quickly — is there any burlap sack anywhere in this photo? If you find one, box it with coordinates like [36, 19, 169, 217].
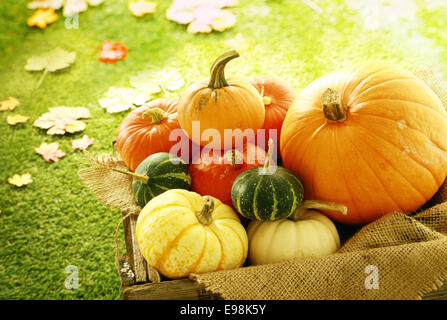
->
[78, 66, 447, 300]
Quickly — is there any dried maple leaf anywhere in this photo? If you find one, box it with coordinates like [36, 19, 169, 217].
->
[34, 106, 90, 135]
[8, 173, 33, 187]
[71, 135, 95, 150]
[128, 0, 158, 17]
[27, 8, 59, 29]
[25, 47, 76, 88]
[27, 0, 104, 17]
[7, 114, 30, 126]
[35, 142, 66, 162]
[130, 69, 184, 94]
[0, 97, 20, 112]
[98, 41, 128, 64]
[99, 87, 150, 113]
[167, 0, 236, 33]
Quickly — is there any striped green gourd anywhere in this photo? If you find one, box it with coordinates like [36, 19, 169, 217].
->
[126, 152, 191, 208]
[231, 140, 304, 221]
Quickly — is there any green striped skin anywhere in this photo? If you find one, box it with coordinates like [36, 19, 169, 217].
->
[132, 152, 191, 208]
[231, 166, 304, 221]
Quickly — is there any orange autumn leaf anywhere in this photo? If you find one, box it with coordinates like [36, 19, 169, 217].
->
[0, 97, 20, 111]
[8, 173, 33, 187]
[71, 135, 94, 151]
[27, 9, 59, 29]
[98, 40, 127, 64]
[35, 142, 66, 162]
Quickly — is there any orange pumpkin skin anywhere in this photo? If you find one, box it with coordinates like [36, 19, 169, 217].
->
[177, 51, 265, 150]
[190, 143, 267, 207]
[280, 62, 447, 225]
[249, 76, 296, 151]
[116, 98, 192, 172]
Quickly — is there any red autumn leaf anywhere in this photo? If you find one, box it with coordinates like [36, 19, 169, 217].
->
[99, 40, 128, 64]
[71, 135, 95, 151]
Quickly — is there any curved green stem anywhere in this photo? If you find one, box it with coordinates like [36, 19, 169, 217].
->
[208, 50, 240, 89]
[291, 200, 347, 221]
[111, 167, 149, 184]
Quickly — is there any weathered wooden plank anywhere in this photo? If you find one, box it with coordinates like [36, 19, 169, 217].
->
[127, 214, 148, 283]
[117, 254, 135, 287]
[122, 279, 221, 300]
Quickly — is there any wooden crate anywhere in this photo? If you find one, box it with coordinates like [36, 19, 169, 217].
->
[117, 214, 447, 300]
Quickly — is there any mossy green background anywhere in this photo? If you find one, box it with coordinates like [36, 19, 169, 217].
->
[1, 0, 447, 299]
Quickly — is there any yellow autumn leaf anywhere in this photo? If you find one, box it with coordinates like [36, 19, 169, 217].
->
[7, 114, 29, 126]
[128, 0, 158, 17]
[0, 97, 20, 111]
[8, 173, 33, 188]
[27, 9, 59, 29]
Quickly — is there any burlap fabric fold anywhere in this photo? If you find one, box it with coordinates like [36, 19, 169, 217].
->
[78, 66, 447, 300]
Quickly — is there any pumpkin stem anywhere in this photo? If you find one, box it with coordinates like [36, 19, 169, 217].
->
[196, 196, 215, 226]
[111, 167, 149, 184]
[142, 107, 167, 124]
[291, 200, 347, 221]
[224, 149, 243, 167]
[263, 96, 272, 106]
[208, 50, 240, 89]
[263, 138, 274, 169]
[322, 88, 347, 122]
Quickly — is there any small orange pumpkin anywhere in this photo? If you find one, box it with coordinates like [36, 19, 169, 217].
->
[280, 62, 447, 225]
[116, 98, 191, 172]
[177, 50, 265, 150]
[249, 76, 296, 151]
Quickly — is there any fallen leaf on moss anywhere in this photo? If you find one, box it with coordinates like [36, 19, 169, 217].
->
[27, 8, 59, 29]
[128, 0, 158, 17]
[7, 114, 30, 126]
[99, 87, 150, 113]
[25, 47, 76, 88]
[8, 173, 33, 187]
[27, 0, 104, 17]
[0, 97, 20, 111]
[71, 135, 94, 150]
[99, 40, 128, 64]
[167, 0, 236, 33]
[35, 142, 66, 162]
[130, 69, 184, 94]
[34, 106, 90, 135]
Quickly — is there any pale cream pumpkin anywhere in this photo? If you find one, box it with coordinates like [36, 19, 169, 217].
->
[136, 189, 248, 279]
[247, 201, 346, 266]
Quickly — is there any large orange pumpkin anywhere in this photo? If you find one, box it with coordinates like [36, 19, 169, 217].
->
[249, 76, 296, 152]
[177, 50, 265, 150]
[280, 62, 447, 225]
[116, 98, 192, 172]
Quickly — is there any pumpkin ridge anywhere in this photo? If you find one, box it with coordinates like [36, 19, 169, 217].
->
[353, 120, 441, 189]
[352, 98, 446, 117]
[154, 222, 199, 272]
[344, 126, 402, 215]
[353, 112, 447, 158]
[333, 125, 360, 216]
[269, 180, 278, 220]
[352, 123, 429, 205]
[188, 229, 208, 273]
[349, 77, 417, 105]
[347, 65, 397, 97]
[252, 176, 264, 220]
[208, 224, 225, 270]
[216, 222, 247, 267]
[281, 176, 300, 218]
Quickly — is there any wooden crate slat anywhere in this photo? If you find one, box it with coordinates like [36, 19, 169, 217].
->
[122, 279, 221, 300]
[127, 214, 148, 283]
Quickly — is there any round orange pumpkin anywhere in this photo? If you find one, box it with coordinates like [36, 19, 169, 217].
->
[249, 76, 296, 152]
[177, 50, 265, 150]
[280, 62, 447, 225]
[116, 98, 192, 172]
[190, 143, 267, 207]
